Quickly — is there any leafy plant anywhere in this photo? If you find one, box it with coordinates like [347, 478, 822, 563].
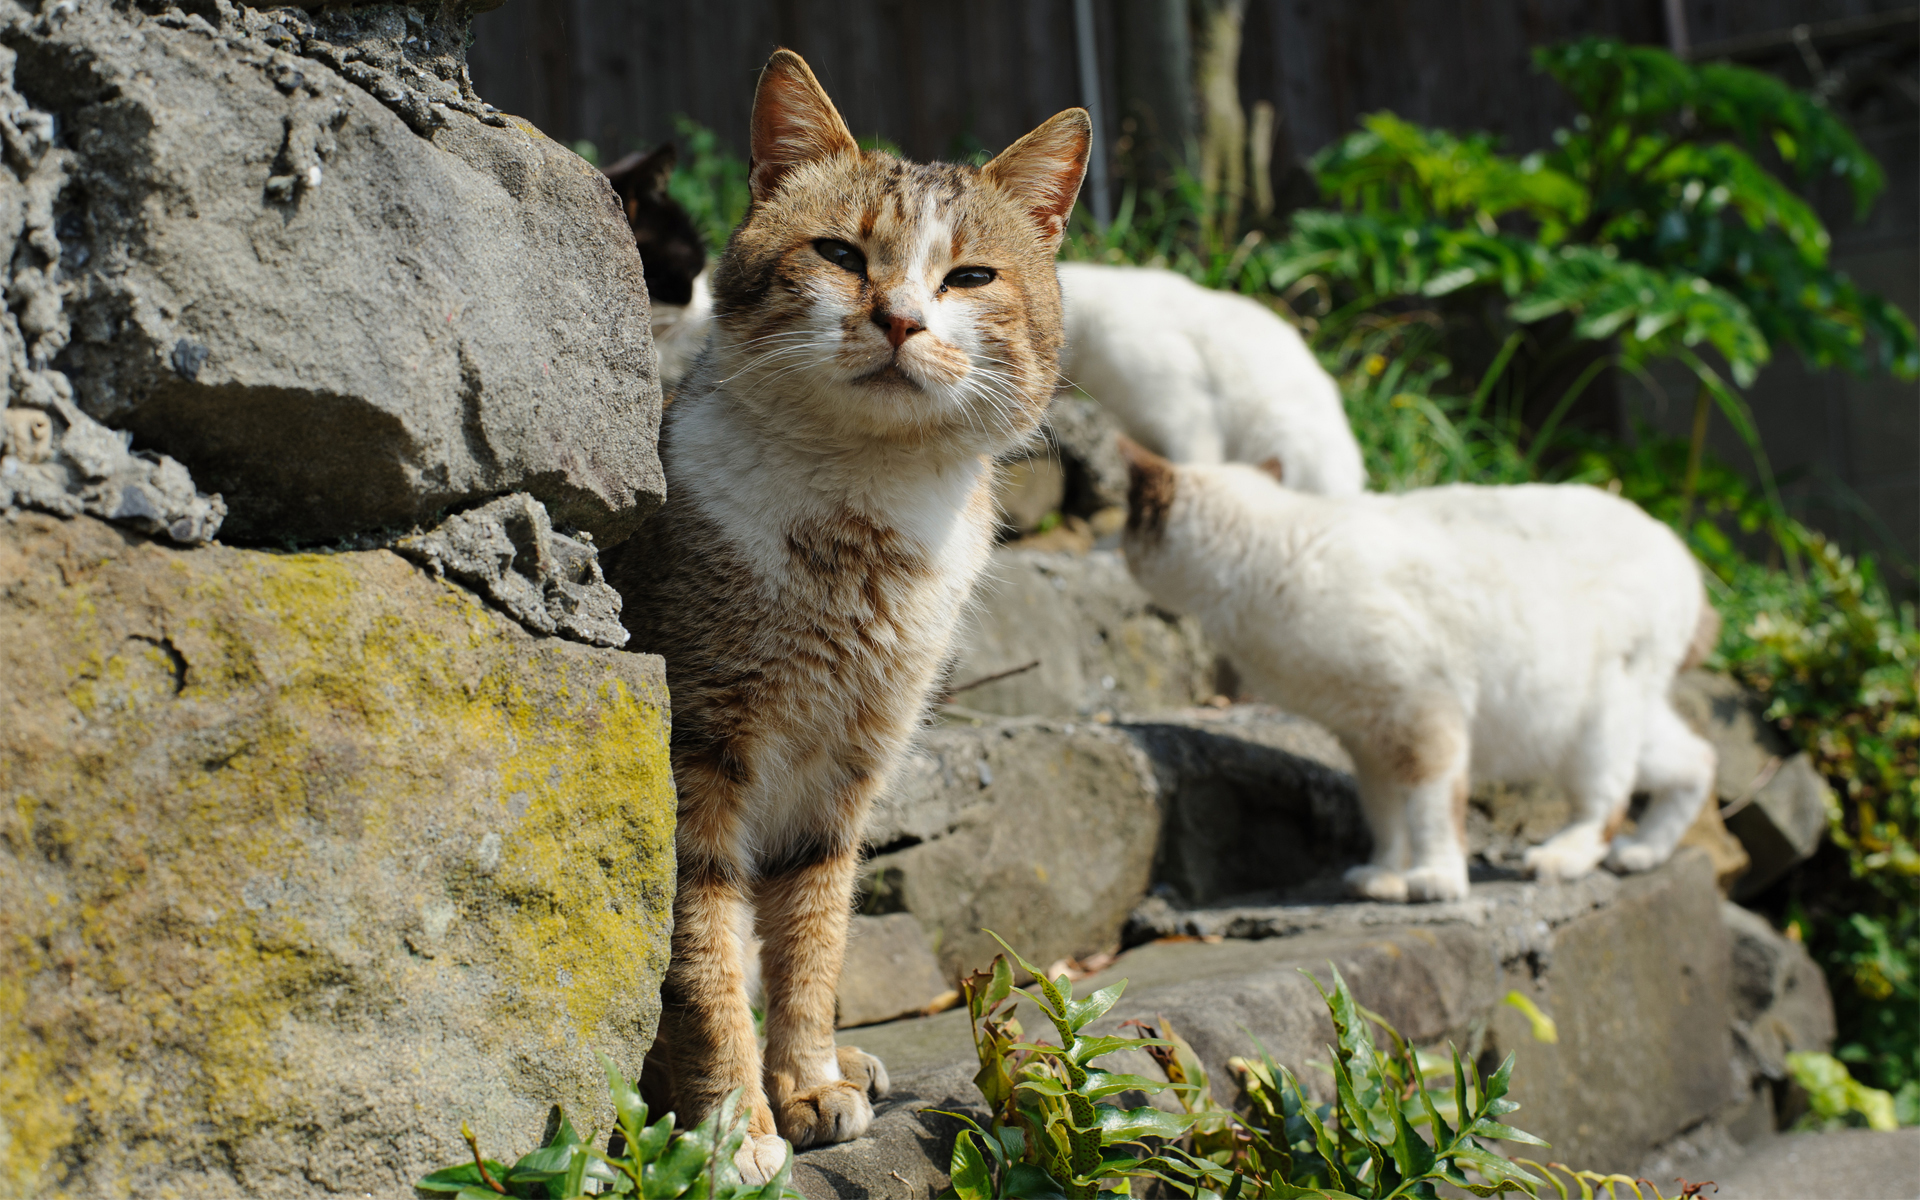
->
[1263, 40, 1916, 494]
[664, 118, 751, 258]
[940, 931, 1219, 1199]
[1785, 1050, 1899, 1132]
[948, 936, 1725, 1199]
[415, 1053, 802, 1199]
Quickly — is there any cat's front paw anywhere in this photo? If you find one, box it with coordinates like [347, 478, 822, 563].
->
[1402, 864, 1469, 903]
[1344, 864, 1408, 903]
[734, 1133, 791, 1185]
[775, 1078, 874, 1148]
[1604, 838, 1666, 874]
[1524, 833, 1607, 882]
[837, 1045, 891, 1100]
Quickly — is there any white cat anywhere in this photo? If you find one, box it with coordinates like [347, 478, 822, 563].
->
[1057, 262, 1364, 496]
[653, 261, 1367, 498]
[1118, 438, 1718, 902]
[651, 268, 711, 395]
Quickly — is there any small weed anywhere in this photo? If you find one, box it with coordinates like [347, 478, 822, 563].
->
[415, 1053, 802, 1199]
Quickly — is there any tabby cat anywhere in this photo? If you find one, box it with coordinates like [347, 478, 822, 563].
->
[603, 49, 1089, 1179]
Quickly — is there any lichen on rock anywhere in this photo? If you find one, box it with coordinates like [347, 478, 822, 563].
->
[0, 510, 676, 1198]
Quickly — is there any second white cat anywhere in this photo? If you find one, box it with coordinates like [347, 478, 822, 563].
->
[1058, 262, 1364, 496]
[1118, 438, 1718, 902]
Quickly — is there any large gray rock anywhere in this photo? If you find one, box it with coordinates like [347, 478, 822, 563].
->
[949, 549, 1219, 719]
[837, 914, 952, 1029]
[0, 15, 226, 545]
[8, 1, 662, 546]
[1672, 671, 1832, 897]
[0, 511, 676, 1198]
[1722, 901, 1836, 1087]
[862, 719, 1163, 982]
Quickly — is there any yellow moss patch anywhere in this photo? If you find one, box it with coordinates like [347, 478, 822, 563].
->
[0, 515, 674, 1197]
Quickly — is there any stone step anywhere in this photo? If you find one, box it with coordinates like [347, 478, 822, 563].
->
[799, 850, 1834, 1198]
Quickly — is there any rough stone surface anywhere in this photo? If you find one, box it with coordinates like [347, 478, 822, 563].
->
[0, 14, 226, 545]
[1121, 705, 1363, 904]
[6, 0, 663, 546]
[1722, 901, 1836, 1088]
[861, 718, 1163, 983]
[1044, 391, 1129, 517]
[837, 914, 952, 1030]
[949, 549, 1218, 719]
[1671, 670, 1832, 897]
[2, 391, 226, 543]
[1491, 850, 1735, 1172]
[0, 511, 676, 1198]
[396, 490, 627, 647]
[1665, 1128, 1920, 1200]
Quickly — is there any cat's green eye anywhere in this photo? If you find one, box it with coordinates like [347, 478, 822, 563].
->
[942, 266, 996, 290]
[813, 238, 867, 275]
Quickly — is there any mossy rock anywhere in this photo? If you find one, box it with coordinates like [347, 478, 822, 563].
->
[0, 511, 675, 1198]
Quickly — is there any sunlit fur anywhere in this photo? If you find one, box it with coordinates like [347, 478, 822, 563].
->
[603, 49, 1088, 1183]
[1120, 442, 1719, 905]
[1058, 262, 1365, 495]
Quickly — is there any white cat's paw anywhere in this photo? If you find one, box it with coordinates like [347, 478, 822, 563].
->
[1402, 864, 1469, 903]
[1523, 837, 1607, 882]
[1604, 839, 1667, 874]
[734, 1133, 791, 1185]
[1344, 864, 1408, 903]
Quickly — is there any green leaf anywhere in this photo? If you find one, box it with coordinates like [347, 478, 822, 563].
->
[1450, 1143, 1546, 1189]
[597, 1051, 647, 1143]
[1500, 992, 1560, 1044]
[1389, 1094, 1438, 1181]
[1068, 1035, 1172, 1065]
[1094, 1104, 1199, 1142]
[949, 1130, 995, 1200]
[1081, 1070, 1174, 1099]
[1005, 1162, 1071, 1199]
[1479, 1053, 1516, 1108]
[1063, 981, 1126, 1033]
[416, 1162, 505, 1193]
[1468, 1118, 1550, 1147]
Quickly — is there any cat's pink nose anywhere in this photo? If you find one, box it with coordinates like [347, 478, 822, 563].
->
[873, 308, 925, 348]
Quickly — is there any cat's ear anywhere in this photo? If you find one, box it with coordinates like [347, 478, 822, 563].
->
[983, 109, 1091, 247]
[748, 49, 859, 203]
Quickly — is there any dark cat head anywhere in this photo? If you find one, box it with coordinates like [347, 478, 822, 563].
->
[604, 143, 706, 307]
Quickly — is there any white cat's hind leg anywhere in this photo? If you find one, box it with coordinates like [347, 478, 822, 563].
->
[1527, 675, 1641, 883]
[1606, 698, 1715, 874]
[1344, 712, 1470, 904]
[1343, 754, 1413, 901]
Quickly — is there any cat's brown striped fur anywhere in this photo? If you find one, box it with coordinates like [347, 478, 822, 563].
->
[602, 50, 1088, 1179]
